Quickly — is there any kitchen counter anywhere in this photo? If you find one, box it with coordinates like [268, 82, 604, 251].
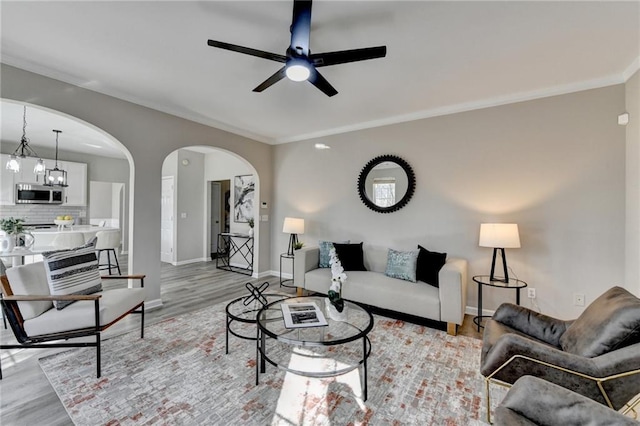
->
[29, 226, 119, 247]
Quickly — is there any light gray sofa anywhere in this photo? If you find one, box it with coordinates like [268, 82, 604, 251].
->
[293, 245, 468, 335]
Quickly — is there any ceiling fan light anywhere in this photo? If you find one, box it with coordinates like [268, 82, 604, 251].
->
[286, 63, 310, 82]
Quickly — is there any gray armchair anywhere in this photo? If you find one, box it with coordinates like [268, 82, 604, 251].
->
[481, 286, 640, 423]
[495, 376, 638, 426]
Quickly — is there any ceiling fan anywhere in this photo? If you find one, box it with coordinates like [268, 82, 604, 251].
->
[207, 0, 387, 97]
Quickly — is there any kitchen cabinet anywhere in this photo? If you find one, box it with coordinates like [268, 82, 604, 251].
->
[0, 154, 87, 206]
[62, 161, 87, 206]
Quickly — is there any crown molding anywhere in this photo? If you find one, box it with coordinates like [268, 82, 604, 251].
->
[274, 74, 627, 144]
[1, 56, 272, 145]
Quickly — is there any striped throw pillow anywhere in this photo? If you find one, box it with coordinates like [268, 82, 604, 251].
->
[42, 244, 102, 310]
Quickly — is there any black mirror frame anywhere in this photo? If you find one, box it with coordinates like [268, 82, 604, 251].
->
[357, 154, 416, 213]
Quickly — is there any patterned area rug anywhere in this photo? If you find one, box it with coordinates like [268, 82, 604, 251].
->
[39, 300, 505, 425]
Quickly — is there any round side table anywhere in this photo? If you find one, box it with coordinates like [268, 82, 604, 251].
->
[473, 275, 527, 332]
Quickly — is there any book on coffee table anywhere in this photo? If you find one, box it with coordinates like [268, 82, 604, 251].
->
[281, 302, 328, 328]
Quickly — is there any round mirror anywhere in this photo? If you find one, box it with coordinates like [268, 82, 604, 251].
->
[357, 155, 416, 213]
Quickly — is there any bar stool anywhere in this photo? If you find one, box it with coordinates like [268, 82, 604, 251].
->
[95, 230, 121, 275]
[52, 232, 86, 249]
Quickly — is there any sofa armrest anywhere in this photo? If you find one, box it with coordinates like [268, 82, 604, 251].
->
[293, 247, 320, 288]
[480, 332, 603, 382]
[438, 257, 467, 325]
[3, 293, 101, 302]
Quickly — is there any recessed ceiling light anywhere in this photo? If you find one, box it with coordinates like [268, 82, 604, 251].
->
[314, 143, 330, 150]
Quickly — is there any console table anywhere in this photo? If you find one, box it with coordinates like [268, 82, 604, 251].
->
[216, 233, 253, 276]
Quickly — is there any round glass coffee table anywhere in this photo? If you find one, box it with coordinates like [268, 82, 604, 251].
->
[256, 296, 374, 401]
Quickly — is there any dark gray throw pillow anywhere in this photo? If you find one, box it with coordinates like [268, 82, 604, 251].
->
[559, 286, 640, 358]
[416, 245, 446, 287]
[333, 242, 367, 271]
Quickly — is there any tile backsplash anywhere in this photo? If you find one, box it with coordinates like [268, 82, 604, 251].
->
[0, 205, 87, 225]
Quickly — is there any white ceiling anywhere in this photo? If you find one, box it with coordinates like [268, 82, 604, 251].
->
[1, 1, 639, 152]
[1, 101, 127, 159]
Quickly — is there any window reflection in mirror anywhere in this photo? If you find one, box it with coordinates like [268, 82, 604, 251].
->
[364, 162, 408, 208]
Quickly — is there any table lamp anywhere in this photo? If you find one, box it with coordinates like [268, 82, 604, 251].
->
[479, 223, 520, 282]
[283, 217, 304, 256]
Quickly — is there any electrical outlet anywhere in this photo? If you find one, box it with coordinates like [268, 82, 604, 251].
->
[527, 288, 536, 299]
[574, 293, 585, 306]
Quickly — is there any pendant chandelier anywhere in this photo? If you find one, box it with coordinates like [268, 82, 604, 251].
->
[44, 130, 68, 187]
[5, 106, 46, 176]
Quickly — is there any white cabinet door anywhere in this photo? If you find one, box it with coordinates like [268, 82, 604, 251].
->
[0, 154, 16, 205]
[62, 161, 87, 205]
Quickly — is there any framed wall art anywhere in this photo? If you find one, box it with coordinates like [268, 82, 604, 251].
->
[234, 174, 255, 223]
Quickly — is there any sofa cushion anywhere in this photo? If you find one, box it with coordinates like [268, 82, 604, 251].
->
[384, 248, 419, 282]
[42, 244, 102, 310]
[5, 262, 53, 320]
[23, 288, 145, 336]
[560, 286, 640, 357]
[416, 245, 447, 287]
[318, 240, 349, 268]
[333, 242, 366, 271]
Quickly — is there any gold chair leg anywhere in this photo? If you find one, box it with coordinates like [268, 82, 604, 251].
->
[485, 377, 492, 424]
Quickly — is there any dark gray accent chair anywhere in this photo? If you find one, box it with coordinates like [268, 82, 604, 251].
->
[481, 286, 640, 423]
[495, 376, 638, 426]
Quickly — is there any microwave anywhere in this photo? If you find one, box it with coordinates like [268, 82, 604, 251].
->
[15, 183, 64, 204]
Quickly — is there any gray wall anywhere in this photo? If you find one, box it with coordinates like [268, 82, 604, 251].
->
[1, 64, 273, 308]
[175, 149, 205, 263]
[273, 85, 627, 319]
[89, 181, 113, 218]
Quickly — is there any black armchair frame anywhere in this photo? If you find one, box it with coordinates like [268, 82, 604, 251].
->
[0, 274, 145, 379]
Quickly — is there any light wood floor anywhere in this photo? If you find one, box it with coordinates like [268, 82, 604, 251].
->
[0, 258, 480, 425]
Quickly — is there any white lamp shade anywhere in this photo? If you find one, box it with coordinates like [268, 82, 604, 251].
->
[479, 223, 520, 248]
[283, 217, 305, 234]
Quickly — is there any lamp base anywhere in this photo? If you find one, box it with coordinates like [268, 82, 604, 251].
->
[287, 234, 298, 256]
[489, 248, 510, 283]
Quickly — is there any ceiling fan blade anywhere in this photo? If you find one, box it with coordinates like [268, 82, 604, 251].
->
[311, 46, 387, 67]
[308, 69, 338, 97]
[289, 0, 312, 56]
[207, 40, 286, 63]
[253, 66, 287, 92]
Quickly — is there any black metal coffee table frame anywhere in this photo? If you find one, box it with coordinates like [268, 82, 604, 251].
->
[256, 296, 374, 401]
[225, 283, 290, 354]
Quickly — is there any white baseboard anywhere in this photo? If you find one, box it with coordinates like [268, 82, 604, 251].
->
[256, 270, 274, 279]
[173, 257, 210, 266]
[465, 306, 495, 317]
[145, 298, 163, 311]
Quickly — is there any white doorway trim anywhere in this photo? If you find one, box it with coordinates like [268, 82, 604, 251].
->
[161, 176, 175, 263]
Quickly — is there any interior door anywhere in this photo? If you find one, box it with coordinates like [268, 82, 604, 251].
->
[210, 182, 221, 257]
[161, 176, 174, 263]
